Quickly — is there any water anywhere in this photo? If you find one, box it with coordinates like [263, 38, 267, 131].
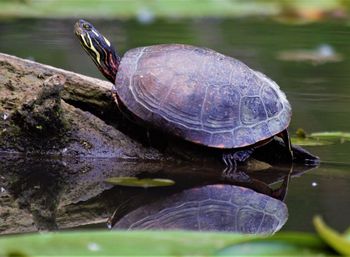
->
[0, 18, 349, 234]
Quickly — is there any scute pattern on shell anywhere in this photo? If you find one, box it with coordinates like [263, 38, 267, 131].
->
[114, 44, 291, 148]
[114, 185, 288, 234]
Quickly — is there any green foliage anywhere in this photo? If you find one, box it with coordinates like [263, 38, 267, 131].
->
[0, 0, 347, 19]
[0, 231, 258, 256]
[216, 240, 324, 256]
[291, 136, 333, 146]
[314, 216, 350, 256]
[292, 129, 350, 146]
[310, 132, 350, 142]
[0, 219, 348, 256]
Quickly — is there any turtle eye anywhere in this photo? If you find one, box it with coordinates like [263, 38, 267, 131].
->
[83, 23, 91, 30]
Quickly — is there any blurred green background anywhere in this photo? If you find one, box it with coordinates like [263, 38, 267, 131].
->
[0, 0, 349, 20]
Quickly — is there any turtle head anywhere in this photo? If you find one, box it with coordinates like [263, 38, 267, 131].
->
[74, 19, 120, 83]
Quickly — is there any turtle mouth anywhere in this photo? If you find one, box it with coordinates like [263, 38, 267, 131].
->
[74, 20, 85, 37]
[74, 19, 93, 38]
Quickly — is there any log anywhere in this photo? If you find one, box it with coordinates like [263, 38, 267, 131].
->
[0, 52, 113, 112]
[0, 53, 163, 159]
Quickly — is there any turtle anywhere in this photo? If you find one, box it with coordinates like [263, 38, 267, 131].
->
[112, 184, 288, 234]
[74, 19, 293, 169]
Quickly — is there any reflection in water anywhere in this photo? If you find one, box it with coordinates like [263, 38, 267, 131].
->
[112, 184, 289, 234]
[0, 154, 313, 235]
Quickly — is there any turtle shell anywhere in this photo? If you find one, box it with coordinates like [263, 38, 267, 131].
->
[114, 44, 291, 148]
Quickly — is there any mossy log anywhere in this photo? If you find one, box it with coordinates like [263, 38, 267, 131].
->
[0, 53, 165, 159]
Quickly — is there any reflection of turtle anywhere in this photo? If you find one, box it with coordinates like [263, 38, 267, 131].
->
[74, 20, 293, 169]
[112, 184, 288, 234]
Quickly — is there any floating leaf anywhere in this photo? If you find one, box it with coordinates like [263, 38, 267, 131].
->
[313, 216, 350, 256]
[291, 137, 333, 146]
[310, 132, 350, 142]
[291, 129, 350, 146]
[105, 177, 175, 188]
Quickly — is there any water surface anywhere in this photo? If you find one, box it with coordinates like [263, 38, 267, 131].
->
[0, 18, 349, 234]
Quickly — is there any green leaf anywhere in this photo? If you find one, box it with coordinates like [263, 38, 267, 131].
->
[0, 231, 257, 257]
[344, 227, 350, 241]
[0, 230, 334, 257]
[313, 216, 350, 256]
[216, 233, 329, 256]
[310, 132, 350, 142]
[291, 130, 350, 146]
[291, 136, 333, 146]
[216, 240, 324, 256]
[105, 176, 175, 188]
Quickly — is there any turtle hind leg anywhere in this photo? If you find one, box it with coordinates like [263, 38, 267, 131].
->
[279, 129, 293, 161]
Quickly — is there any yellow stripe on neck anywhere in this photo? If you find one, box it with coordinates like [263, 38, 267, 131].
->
[81, 34, 101, 65]
[104, 36, 111, 47]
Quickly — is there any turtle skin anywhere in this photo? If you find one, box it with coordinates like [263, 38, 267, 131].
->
[113, 44, 291, 149]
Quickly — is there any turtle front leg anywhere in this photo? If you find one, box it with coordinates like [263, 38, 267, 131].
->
[222, 149, 254, 170]
[278, 129, 293, 161]
[222, 149, 254, 181]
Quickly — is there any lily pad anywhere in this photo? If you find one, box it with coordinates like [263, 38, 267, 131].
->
[291, 137, 333, 146]
[313, 216, 350, 256]
[105, 177, 175, 188]
[310, 132, 350, 142]
[291, 129, 350, 146]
